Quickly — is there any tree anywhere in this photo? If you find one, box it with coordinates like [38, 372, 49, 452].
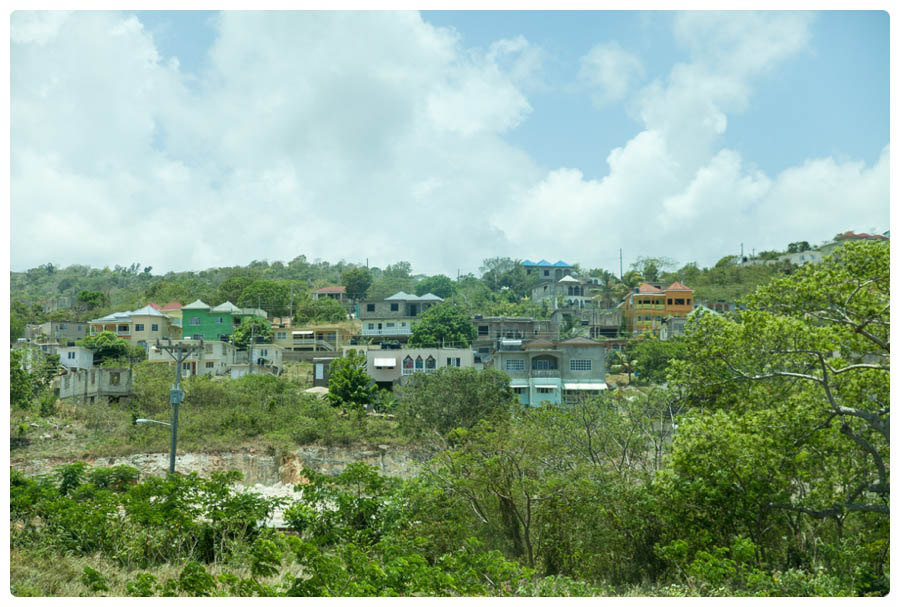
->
[408, 303, 475, 348]
[238, 280, 291, 317]
[414, 275, 456, 299]
[628, 337, 688, 384]
[396, 367, 515, 439]
[341, 267, 372, 301]
[215, 275, 256, 306]
[293, 296, 348, 324]
[787, 241, 811, 253]
[630, 257, 676, 284]
[76, 290, 109, 311]
[231, 316, 273, 348]
[326, 350, 377, 412]
[10, 349, 33, 409]
[78, 331, 133, 364]
[365, 277, 416, 301]
[668, 241, 889, 558]
[383, 261, 412, 279]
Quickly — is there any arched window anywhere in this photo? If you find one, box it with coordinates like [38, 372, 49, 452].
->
[415, 356, 424, 370]
[425, 355, 436, 372]
[402, 356, 414, 375]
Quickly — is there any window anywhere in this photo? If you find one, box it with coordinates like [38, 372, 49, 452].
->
[386, 322, 395, 328]
[675, 298, 685, 305]
[110, 372, 120, 385]
[67, 351, 75, 359]
[151, 324, 159, 332]
[570, 359, 592, 371]
[368, 323, 374, 330]
[390, 303, 399, 312]
[687, 298, 692, 306]
[277, 332, 286, 339]
[446, 357, 461, 367]
[401, 322, 406, 327]
[192, 334, 203, 340]
[190, 317, 201, 326]
[512, 387, 526, 395]
[543, 270, 549, 277]
[402, 356, 414, 375]
[60, 324, 67, 330]
[206, 361, 214, 369]
[478, 325, 489, 336]
[532, 359, 553, 370]
[415, 356, 424, 370]
[259, 349, 268, 357]
[90, 370, 95, 384]
[425, 355, 436, 371]
[367, 304, 375, 312]
[216, 317, 224, 324]
[537, 387, 554, 394]
[505, 359, 524, 371]
[204, 344, 213, 354]
[118, 324, 129, 332]
[667, 298, 673, 305]
[182, 362, 191, 370]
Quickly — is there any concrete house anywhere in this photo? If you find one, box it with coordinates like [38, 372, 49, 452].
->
[521, 259, 574, 281]
[229, 344, 286, 378]
[621, 282, 695, 336]
[311, 285, 348, 303]
[364, 347, 475, 390]
[58, 345, 94, 371]
[89, 306, 180, 347]
[359, 292, 443, 342]
[471, 315, 558, 359]
[147, 339, 237, 377]
[490, 336, 607, 407]
[531, 275, 591, 308]
[59, 367, 132, 403]
[283, 322, 359, 353]
[24, 321, 88, 343]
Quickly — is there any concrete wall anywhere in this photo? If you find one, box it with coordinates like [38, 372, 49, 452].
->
[59, 368, 132, 402]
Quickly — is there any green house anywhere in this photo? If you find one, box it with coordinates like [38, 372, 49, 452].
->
[180, 300, 269, 342]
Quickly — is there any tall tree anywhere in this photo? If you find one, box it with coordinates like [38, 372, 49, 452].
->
[414, 274, 456, 299]
[408, 303, 476, 348]
[341, 267, 372, 301]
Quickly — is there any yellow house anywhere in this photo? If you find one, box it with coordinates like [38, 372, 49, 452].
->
[285, 321, 360, 352]
[89, 305, 180, 348]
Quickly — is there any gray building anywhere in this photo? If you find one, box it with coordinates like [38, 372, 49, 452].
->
[365, 347, 475, 390]
[489, 336, 607, 407]
[24, 321, 88, 343]
[471, 315, 558, 359]
[59, 367, 132, 403]
[358, 291, 443, 342]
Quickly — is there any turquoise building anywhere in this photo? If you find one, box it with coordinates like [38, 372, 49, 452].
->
[181, 300, 268, 342]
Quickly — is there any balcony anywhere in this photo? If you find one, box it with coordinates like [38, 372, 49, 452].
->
[362, 327, 412, 337]
[531, 368, 560, 378]
[292, 338, 337, 350]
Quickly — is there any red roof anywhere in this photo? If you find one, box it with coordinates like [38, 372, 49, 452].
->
[147, 302, 162, 310]
[312, 286, 346, 294]
[160, 301, 183, 310]
[637, 282, 664, 294]
[665, 281, 693, 292]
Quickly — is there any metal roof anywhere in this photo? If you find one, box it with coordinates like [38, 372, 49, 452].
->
[182, 299, 210, 310]
[211, 301, 241, 313]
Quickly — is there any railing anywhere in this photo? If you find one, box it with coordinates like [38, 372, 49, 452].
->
[531, 368, 560, 378]
[361, 327, 413, 336]
[291, 338, 337, 350]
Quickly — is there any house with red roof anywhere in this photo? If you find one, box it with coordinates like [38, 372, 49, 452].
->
[621, 281, 695, 336]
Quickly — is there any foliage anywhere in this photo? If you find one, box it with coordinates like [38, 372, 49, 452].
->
[78, 331, 141, 364]
[76, 290, 110, 311]
[341, 267, 372, 301]
[237, 279, 291, 317]
[215, 275, 255, 306]
[408, 303, 476, 348]
[292, 296, 347, 324]
[395, 367, 514, 439]
[414, 274, 456, 299]
[326, 350, 377, 412]
[231, 316, 273, 348]
[365, 276, 415, 301]
[10, 349, 34, 409]
[628, 337, 688, 384]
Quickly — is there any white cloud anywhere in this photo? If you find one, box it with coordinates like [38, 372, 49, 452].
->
[578, 41, 644, 106]
[10, 10, 888, 280]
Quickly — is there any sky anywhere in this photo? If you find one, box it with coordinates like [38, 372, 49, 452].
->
[9, 9, 891, 278]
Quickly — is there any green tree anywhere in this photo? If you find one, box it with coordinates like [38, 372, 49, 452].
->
[326, 350, 377, 412]
[76, 290, 110, 311]
[787, 241, 811, 253]
[78, 331, 133, 364]
[408, 303, 475, 348]
[396, 367, 514, 439]
[383, 261, 412, 279]
[293, 296, 348, 325]
[215, 275, 256, 306]
[414, 274, 456, 299]
[365, 276, 416, 301]
[629, 337, 688, 384]
[231, 316, 273, 348]
[10, 349, 33, 409]
[238, 280, 291, 317]
[341, 267, 373, 301]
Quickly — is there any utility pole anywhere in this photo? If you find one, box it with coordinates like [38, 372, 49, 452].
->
[619, 248, 623, 281]
[155, 338, 204, 475]
[249, 323, 255, 376]
[289, 282, 294, 319]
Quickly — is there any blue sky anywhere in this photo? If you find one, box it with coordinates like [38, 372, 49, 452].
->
[10, 10, 890, 276]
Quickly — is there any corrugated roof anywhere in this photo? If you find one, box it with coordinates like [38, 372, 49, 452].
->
[161, 301, 182, 310]
[130, 305, 167, 317]
[92, 311, 131, 323]
[147, 302, 162, 310]
[384, 292, 443, 302]
[558, 275, 579, 283]
[558, 336, 604, 346]
[637, 283, 665, 294]
[182, 299, 210, 310]
[385, 291, 414, 300]
[211, 301, 241, 313]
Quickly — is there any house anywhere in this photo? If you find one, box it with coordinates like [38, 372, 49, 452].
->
[159, 301, 183, 322]
[312, 356, 340, 387]
[621, 282, 695, 336]
[775, 250, 825, 266]
[180, 300, 268, 342]
[574, 308, 623, 340]
[57, 345, 94, 371]
[489, 336, 607, 406]
[471, 315, 558, 360]
[89, 305, 180, 347]
[364, 347, 475, 390]
[311, 285, 348, 303]
[59, 367, 132, 403]
[281, 322, 358, 352]
[531, 274, 592, 308]
[358, 292, 443, 343]
[24, 320, 88, 343]
[229, 344, 285, 378]
[146, 339, 237, 377]
[521, 259, 574, 281]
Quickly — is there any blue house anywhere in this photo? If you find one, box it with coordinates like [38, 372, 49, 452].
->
[521, 259, 574, 281]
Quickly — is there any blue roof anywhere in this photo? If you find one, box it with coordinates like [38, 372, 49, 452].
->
[521, 259, 572, 268]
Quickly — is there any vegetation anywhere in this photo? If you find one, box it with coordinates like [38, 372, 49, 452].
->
[292, 296, 348, 325]
[231, 316, 273, 348]
[326, 350, 377, 413]
[408, 303, 476, 348]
